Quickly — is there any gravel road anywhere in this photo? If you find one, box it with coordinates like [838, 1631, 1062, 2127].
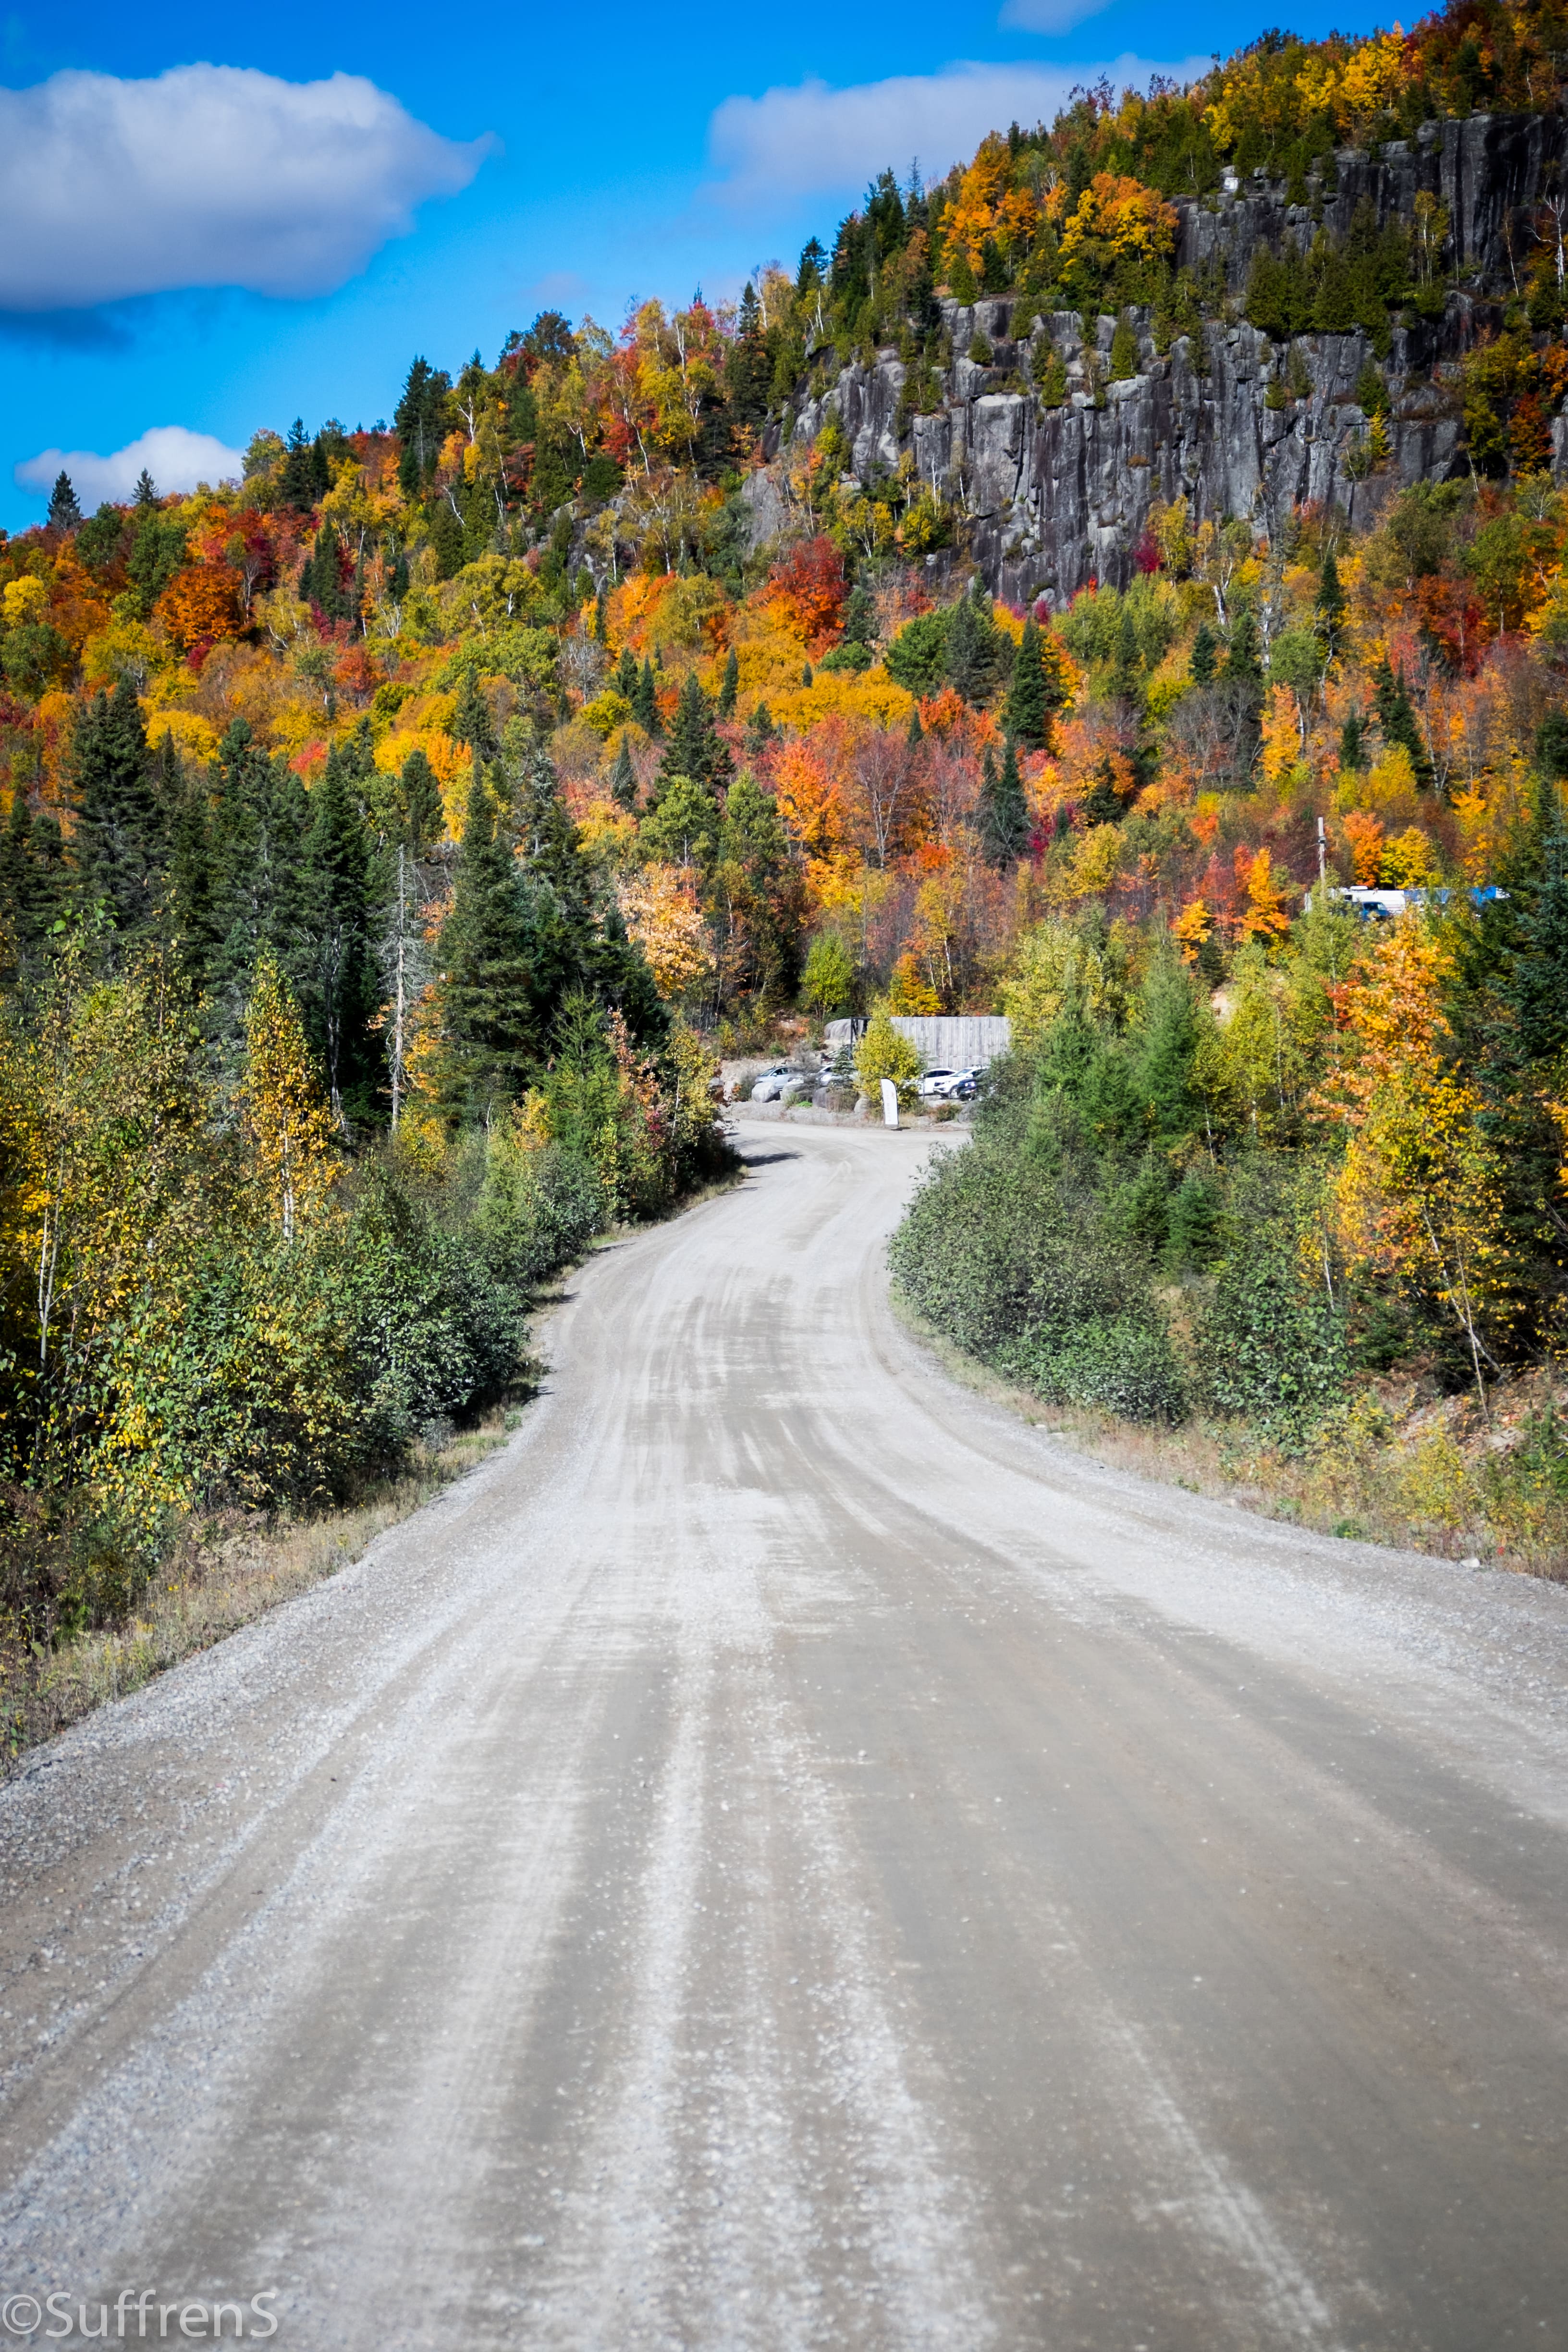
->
[2, 1121, 1566, 2352]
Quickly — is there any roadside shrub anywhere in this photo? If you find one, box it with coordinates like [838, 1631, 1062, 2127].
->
[996, 1314, 1188, 1422]
[890, 1135, 1179, 1415]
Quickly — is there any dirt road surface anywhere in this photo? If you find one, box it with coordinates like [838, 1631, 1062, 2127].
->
[2, 1123, 1566, 2351]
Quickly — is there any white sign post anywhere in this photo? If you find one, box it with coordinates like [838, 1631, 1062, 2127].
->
[880, 1078, 900, 1130]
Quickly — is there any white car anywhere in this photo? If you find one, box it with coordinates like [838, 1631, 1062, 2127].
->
[917, 1068, 956, 1099]
[924, 1066, 981, 1101]
[748, 1065, 796, 1102]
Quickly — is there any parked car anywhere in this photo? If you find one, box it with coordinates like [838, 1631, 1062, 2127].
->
[923, 1066, 981, 1101]
[748, 1065, 795, 1102]
[917, 1068, 956, 1098]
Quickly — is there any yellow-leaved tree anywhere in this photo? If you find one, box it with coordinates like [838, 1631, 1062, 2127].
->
[239, 958, 341, 1241]
[1317, 917, 1513, 1413]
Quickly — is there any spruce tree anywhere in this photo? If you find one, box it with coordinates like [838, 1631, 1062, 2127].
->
[1339, 710, 1367, 770]
[978, 737, 1030, 866]
[162, 741, 222, 985]
[658, 672, 732, 797]
[1190, 622, 1218, 686]
[745, 703, 776, 756]
[1226, 610, 1263, 686]
[47, 472, 82, 531]
[134, 469, 158, 508]
[907, 706, 924, 748]
[615, 646, 638, 700]
[632, 658, 662, 735]
[945, 579, 1002, 704]
[301, 742, 382, 1132]
[212, 720, 311, 1024]
[398, 747, 445, 855]
[1372, 656, 1431, 783]
[1315, 550, 1347, 656]
[71, 678, 165, 932]
[610, 738, 639, 809]
[438, 762, 537, 1119]
[1004, 615, 1054, 748]
[453, 667, 496, 758]
[717, 647, 739, 720]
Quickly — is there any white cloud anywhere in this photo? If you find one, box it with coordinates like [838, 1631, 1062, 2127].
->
[706, 57, 1213, 208]
[0, 64, 490, 310]
[15, 426, 246, 507]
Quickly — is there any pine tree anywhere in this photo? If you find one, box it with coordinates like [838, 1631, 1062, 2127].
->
[945, 579, 1002, 704]
[1339, 710, 1367, 771]
[610, 738, 639, 809]
[715, 770, 808, 1007]
[717, 647, 739, 720]
[1372, 656, 1431, 783]
[279, 421, 322, 516]
[398, 747, 445, 855]
[300, 743, 382, 1132]
[907, 706, 924, 748]
[395, 358, 450, 497]
[212, 720, 311, 1022]
[1226, 610, 1263, 686]
[453, 667, 496, 758]
[1190, 622, 1218, 686]
[134, 470, 158, 508]
[658, 671, 732, 797]
[615, 646, 638, 700]
[437, 763, 539, 1119]
[632, 658, 662, 735]
[1004, 615, 1054, 748]
[47, 472, 82, 531]
[745, 703, 776, 756]
[71, 678, 165, 932]
[162, 741, 222, 985]
[1316, 550, 1348, 656]
[978, 737, 1030, 866]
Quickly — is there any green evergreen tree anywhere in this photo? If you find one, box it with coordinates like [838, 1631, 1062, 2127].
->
[610, 738, 639, 810]
[1339, 709, 1367, 771]
[1372, 655, 1431, 783]
[1004, 615, 1053, 748]
[437, 762, 538, 1119]
[47, 472, 82, 531]
[978, 737, 1030, 866]
[744, 702, 776, 756]
[1315, 550, 1347, 656]
[212, 720, 312, 1021]
[133, 469, 158, 508]
[398, 747, 446, 855]
[71, 678, 165, 932]
[1226, 610, 1263, 686]
[658, 671, 732, 797]
[395, 358, 450, 498]
[453, 667, 496, 758]
[615, 646, 639, 700]
[301, 742, 382, 1132]
[713, 771, 807, 1007]
[632, 657, 662, 735]
[162, 742, 221, 985]
[1190, 621, 1218, 686]
[717, 647, 739, 720]
[945, 579, 1002, 703]
[279, 420, 323, 515]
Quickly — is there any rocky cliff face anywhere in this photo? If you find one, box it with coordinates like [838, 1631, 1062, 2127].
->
[755, 109, 1567, 608]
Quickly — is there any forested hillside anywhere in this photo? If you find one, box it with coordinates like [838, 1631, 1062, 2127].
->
[4, 0, 1568, 1661]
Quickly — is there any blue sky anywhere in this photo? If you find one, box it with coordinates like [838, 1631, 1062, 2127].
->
[0, 0, 1382, 528]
